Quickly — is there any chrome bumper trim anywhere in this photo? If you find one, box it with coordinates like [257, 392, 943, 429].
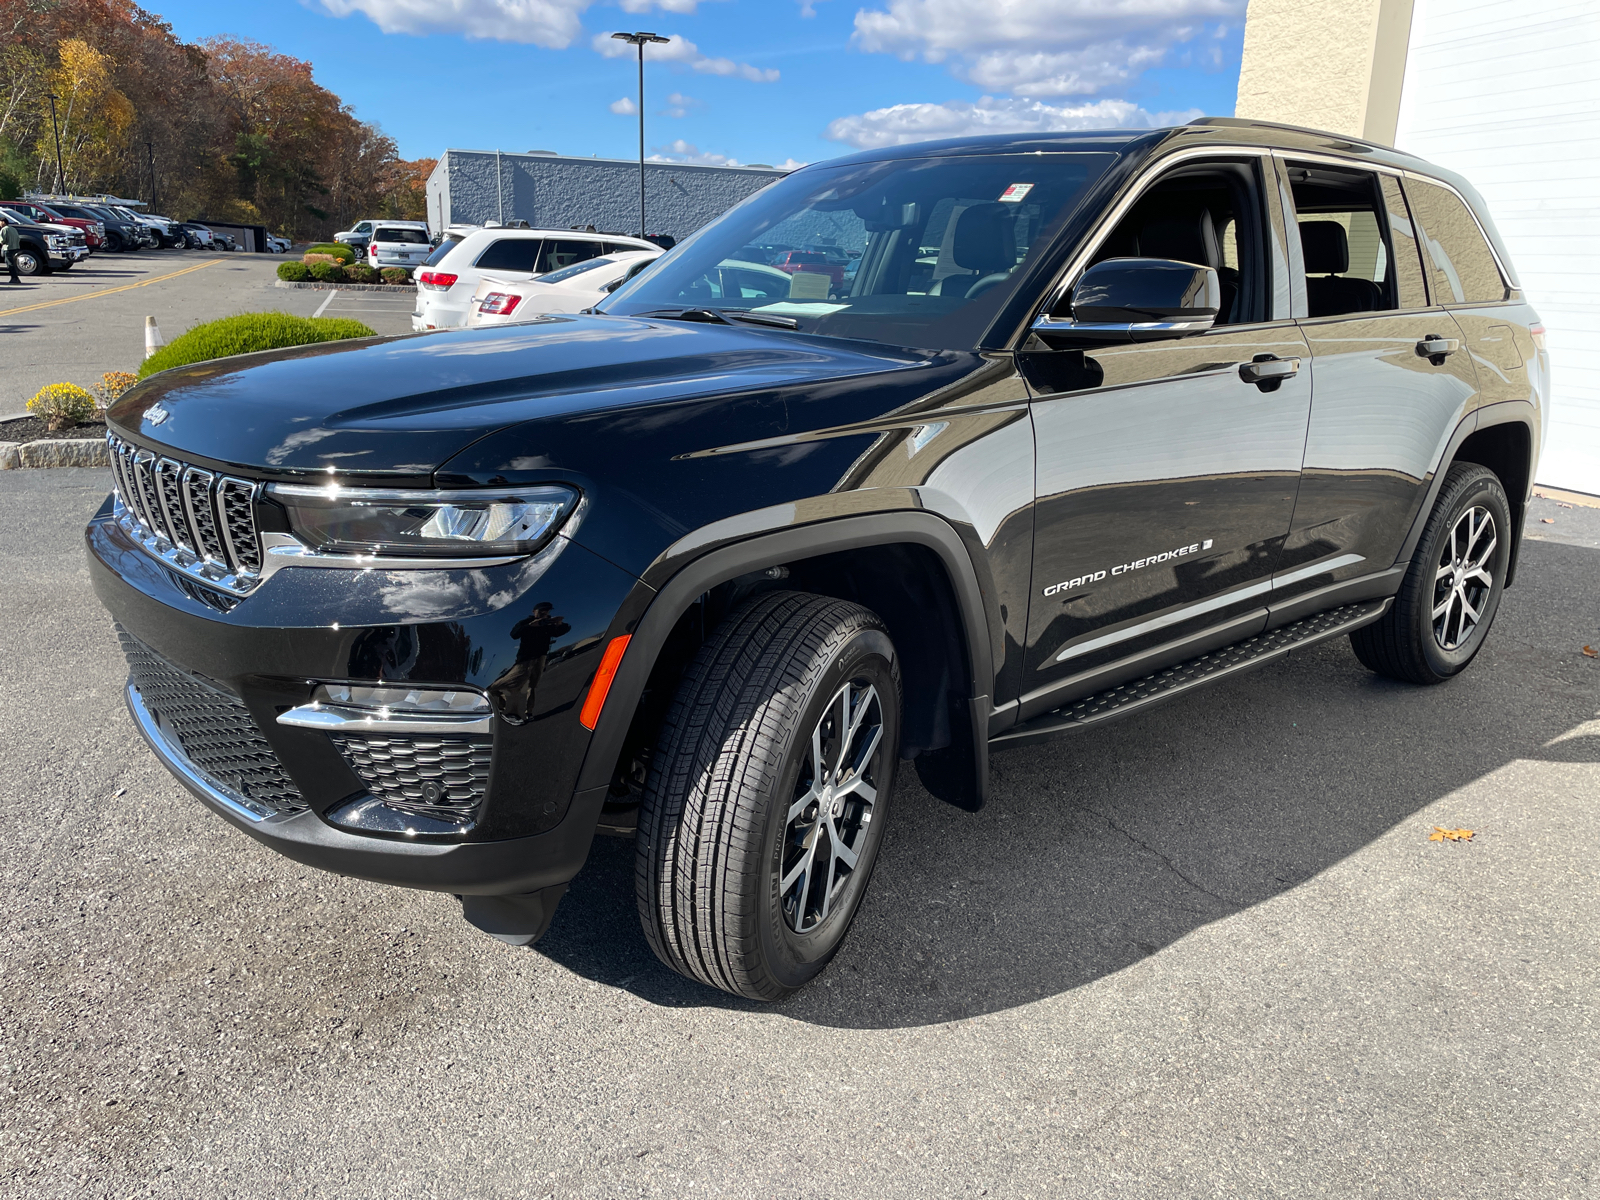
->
[123, 682, 272, 823]
[276, 703, 493, 735]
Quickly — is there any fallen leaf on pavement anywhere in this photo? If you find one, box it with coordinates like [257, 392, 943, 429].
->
[1430, 826, 1475, 842]
[1583, 646, 1598, 658]
[1540, 518, 1555, 524]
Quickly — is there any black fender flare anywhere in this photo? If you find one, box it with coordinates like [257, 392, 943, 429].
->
[573, 510, 995, 807]
[1394, 402, 1536, 586]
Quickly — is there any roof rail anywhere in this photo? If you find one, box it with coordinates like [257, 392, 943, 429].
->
[1185, 116, 1392, 152]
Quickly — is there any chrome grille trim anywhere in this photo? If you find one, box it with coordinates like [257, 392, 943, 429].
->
[107, 433, 264, 596]
[154, 458, 193, 553]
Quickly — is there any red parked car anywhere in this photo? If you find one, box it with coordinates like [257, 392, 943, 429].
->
[0, 200, 104, 251]
[770, 249, 844, 291]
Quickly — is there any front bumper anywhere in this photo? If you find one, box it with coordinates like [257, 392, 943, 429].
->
[87, 500, 641, 895]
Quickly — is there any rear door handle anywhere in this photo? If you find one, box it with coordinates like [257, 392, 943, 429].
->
[1239, 354, 1301, 391]
[1416, 334, 1461, 365]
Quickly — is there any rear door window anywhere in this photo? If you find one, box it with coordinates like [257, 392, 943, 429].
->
[538, 240, 603, 272]
[1285, 162, 1398, 318]
[1402, 178, 1509, 304]
[1378, 176, 1429, 309]
[474, 237, 544, 272]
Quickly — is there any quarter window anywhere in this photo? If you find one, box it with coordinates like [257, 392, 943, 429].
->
[1402, 178, 1508, 305]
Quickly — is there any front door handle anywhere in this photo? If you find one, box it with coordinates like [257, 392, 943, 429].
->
[1416, 334, 1461, 365]
[1239, 354, 1301, 391]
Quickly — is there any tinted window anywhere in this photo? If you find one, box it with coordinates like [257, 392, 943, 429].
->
[604, 152, 1116, 349]
[474, 237, 544, 272]
[539, 240, 602, 273]
[375, 227, 429, 244]
[1090, 158, 1268, 326]
[422, 237, 461, 268]
[1286, 163, 1396, 317]
[1403, 178, 1507, 304]
[1378, 175, 1429, 309]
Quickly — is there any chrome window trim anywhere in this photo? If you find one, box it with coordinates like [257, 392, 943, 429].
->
[1027, 144, 1282, 335]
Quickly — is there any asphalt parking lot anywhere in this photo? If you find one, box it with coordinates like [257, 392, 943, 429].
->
[0, 469, 1594, 1199]
[0, 249, 417, 413]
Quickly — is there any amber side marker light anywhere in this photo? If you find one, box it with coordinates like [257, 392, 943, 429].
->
[580, 635, 632, 730]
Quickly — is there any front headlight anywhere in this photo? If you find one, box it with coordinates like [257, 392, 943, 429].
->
[266, 484, 578, 558]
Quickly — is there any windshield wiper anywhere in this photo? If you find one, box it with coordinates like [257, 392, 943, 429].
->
[636, 307, 799, 330]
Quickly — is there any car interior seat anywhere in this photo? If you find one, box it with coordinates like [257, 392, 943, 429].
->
[931, 203, 1017, 299]
[1300, 220, 1383, 317]
[1134, 206, 1238, 324]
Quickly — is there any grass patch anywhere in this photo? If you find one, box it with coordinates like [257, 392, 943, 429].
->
[139, 313, 377, 378]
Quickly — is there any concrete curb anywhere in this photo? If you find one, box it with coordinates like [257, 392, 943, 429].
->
[0, 439, 110, 469]
[273, 280, 414, 293]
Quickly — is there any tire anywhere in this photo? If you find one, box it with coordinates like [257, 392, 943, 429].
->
[1351, 462, 1511, 684]
[105, 232, 123, 253]
[636, 590, 902, 1001]
[13, 249, 42, 276]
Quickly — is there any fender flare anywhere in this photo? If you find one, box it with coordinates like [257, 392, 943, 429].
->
[573, 510, 995, 801]
[1393, 403, 1536, 579]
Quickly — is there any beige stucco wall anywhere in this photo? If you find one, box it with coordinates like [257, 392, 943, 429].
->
[1235, 0, 1415, 144]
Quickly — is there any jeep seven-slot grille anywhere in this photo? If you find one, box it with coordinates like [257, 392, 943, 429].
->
[108, 434, 263, 584]
[118, 627, 307, 816]
[330, 733, 492, 824]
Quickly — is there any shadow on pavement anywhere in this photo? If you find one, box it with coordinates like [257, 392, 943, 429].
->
[534, 537, 1600, 1027]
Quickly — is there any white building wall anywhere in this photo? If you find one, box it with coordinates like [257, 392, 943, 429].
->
[1394, 0, 1600, 493]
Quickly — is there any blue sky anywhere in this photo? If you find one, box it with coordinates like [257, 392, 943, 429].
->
[154, 0, 1245, 167]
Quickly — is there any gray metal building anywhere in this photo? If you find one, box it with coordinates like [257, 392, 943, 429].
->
[425, 150, 787, 241]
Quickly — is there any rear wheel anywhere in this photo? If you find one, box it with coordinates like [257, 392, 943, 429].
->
[1351, 462, 1511, 684]
[636, 591, 901, 1001]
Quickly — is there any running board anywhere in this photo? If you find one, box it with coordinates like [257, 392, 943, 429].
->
[992, 599, 1390, 748]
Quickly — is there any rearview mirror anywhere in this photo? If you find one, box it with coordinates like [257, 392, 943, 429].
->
[1033, 257, 1219, 344]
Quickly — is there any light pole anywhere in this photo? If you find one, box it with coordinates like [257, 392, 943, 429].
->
[46, 93, 65, 195]
[611, 30, 668, 240]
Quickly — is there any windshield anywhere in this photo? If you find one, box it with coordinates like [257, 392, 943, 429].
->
[602, 152, 1115, 349]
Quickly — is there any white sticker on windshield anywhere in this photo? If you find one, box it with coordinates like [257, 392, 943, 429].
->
[998, 183, 1034, 203]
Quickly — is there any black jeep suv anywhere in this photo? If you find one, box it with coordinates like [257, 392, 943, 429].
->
[89, 119, 1546, 1000]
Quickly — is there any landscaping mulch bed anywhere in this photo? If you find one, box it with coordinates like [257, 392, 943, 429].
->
[0, 415, 109, 444]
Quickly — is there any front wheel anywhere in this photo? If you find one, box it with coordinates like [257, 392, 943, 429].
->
[637, 591, 901, 1001]
[1351, 462, 1511, 684]
[13, 250, 43, 276]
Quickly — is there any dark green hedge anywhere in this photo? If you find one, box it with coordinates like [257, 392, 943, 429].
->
[138, 313, 377, 378]
[277, 261, 310, 282]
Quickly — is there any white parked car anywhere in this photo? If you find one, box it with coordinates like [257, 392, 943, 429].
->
[412, 227, 657, 331]
[466, 250, 662, 327]
[265, 233, 291, 253]
[364, 222, 433, 271]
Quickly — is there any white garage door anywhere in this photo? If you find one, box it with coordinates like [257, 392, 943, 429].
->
[1395, 0, 1600, 494]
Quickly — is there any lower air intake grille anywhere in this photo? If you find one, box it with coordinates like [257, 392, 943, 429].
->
[118, 628, 307, 816]
[330, 734, 492, 824]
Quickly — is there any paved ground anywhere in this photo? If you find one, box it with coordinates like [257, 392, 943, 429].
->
[0, 249, 416, 413]
[0, 470, 1594, 1199]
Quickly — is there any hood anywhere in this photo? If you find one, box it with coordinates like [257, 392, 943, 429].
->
[107, 315, 933, 479]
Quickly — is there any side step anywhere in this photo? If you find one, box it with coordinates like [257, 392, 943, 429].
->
[992, 599, 1390, 748]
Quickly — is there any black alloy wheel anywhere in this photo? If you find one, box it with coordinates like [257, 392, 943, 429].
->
[637, 590, 901, 1001]
[1351, 462, 1511, 683]
[104, 231, 123, 252]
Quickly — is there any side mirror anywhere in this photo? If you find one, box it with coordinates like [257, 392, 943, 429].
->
[1033, 257, 1219, 344]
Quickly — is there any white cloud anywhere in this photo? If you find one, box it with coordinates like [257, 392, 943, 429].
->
[823, 96, 1203, 149]
[619, 0, 717, 11]
[660, 91, 701, 117]
[797, 0, 827, 14]
[773, 157, 809, 170]
[852, 0, 1242, 96]
[317, 0, 592, 47]
[609, 96, 638, 115]
[648, 139, 740, 166]
[594, 31, 778, 81]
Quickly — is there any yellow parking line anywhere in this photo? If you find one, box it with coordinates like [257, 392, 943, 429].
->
[0, 258, 223, 317]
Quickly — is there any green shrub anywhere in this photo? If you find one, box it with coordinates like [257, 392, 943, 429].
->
[277, 261, 311, 282]
[308, 261, 345, 283]
[345, 262, 378, 284]
[305, 241, 355, 263]
[138, 313, 377, 379]
[27, 382, 97, 430]
[380, 267, 411, 285]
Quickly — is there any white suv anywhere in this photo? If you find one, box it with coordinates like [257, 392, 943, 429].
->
[411, 228, 657, 331]
[363, 221, 432, 271]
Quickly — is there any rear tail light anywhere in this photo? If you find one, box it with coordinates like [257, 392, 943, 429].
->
[418, 270, 458, 291]
[1530, 324, 1546, 352]
[479, 292, 522, 316]
[369, 242, 378, 257]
